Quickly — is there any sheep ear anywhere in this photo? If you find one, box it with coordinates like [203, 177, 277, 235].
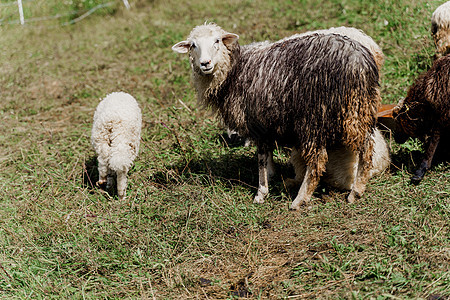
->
[172, 41, 191, 54]
[392, 105, 400, 116]
[222, 33, 239, 47]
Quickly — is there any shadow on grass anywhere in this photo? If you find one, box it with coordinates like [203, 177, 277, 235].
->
[390, 139, 450, 176]
[82, 155, 118, 198]
[148, 146, 342, 202]
[150, 149, 260, 189]
[83, 156, 99, 191]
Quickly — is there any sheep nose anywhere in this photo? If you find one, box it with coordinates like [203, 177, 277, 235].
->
[200, 60, 211, 67]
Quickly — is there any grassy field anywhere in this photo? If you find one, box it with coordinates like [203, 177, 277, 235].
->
[0, 0, 449, 298]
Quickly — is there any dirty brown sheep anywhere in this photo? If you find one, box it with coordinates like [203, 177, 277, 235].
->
[393, 54, 450, 184]
[173, 23, 381, 209]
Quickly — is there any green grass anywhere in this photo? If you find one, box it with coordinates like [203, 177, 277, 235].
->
[0, 0, 117, 25]
[0, 0, 449, 298]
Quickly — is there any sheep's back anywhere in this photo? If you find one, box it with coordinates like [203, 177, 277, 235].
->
[222, 33, 380, 153]
[91, 93, 142, 151]
[424, 54, 450, 128]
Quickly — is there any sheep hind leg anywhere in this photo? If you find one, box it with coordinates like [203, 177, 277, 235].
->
[286, 147, 306, 189]
[348, 135, 374, 203]
[254, 147, 272, 204]
[96, 157, 109, 186]
[116, 170, 128, 200]
[290, 148, 328, 210]
[411, 130, 440, 185]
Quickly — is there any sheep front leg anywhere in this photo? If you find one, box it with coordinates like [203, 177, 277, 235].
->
[254, 147, 272, 204]
[106, 168, 115, 191]
[411, 130, 440, 185]
[290, 148, 327, 210]
[348, 134, 374, 203]
[116, 170, 128, 200]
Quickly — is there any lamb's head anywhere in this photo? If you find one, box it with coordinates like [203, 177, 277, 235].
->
[172, 23, 239, 76]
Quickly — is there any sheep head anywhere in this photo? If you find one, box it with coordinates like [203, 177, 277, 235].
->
[172, 23, 239, 76]
[431, 1, 450, 57]
[393, 98, 433, 143]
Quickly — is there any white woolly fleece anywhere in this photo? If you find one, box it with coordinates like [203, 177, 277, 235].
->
[290, 129, 390, 191]
[432, 1, 450, 28]
[432, 1, 450, 56]
[91, 92, 142, 172]
[91, 92, 142, 200]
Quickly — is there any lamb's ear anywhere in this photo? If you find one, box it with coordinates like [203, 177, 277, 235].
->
[222, 33, 239, 47]
[172, 41, 191, 54]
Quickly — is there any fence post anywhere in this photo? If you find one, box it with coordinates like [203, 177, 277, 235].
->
[123, 0, 130, 9]
[17, 0, 25, 25]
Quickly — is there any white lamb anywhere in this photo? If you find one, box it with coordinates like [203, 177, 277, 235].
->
[91, 92, 142, 200]
[431, 1, 450, 57]
[288, 129, 390, 191]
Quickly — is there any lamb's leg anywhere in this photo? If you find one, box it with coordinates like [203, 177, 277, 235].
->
[290, 148, 327, 210]
[254, 146, 272, 204]
[96, 157, 108, 186]
[286, 147, 306, 188]
[348, 134, 374, 203]
[116, 170, 128, 200]
[411, 130, 440, 185]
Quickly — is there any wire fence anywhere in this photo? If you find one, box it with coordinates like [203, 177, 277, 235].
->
[0, 0, 130, 26]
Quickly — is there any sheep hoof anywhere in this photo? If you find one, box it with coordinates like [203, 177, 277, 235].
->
[411, 173, 424, 185]
[253, 194, 266, 204]
[290, 197, 310, 211]
[290, 203, 311, 211]
[254, 186, 268, 204]
[290, 204, 301, 211]
[347, 191, 360, 203]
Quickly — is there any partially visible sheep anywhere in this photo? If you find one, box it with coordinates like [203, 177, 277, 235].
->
[431, 1, 450, 57]
[173, 23, 381, 209]
[289, 129, 390, 191]
[393, 54, 450, 184]
[91, 92, 142, 200]
[289, 26, 389, 191]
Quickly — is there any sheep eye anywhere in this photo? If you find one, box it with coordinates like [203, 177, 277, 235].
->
[191, 43, 197, 49]
[215, 39, 220, 44]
